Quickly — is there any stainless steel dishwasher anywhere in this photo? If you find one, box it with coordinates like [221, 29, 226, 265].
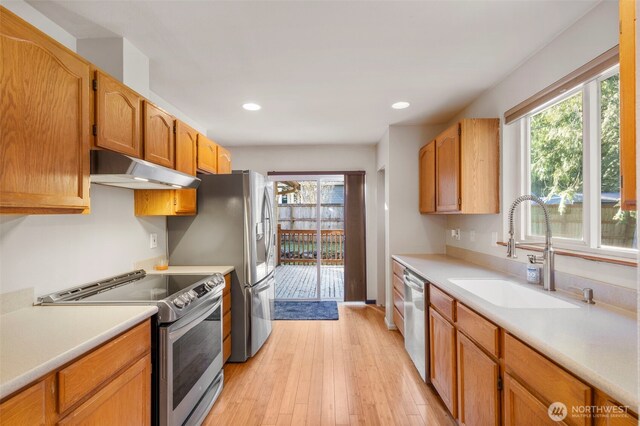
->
[403, 269, 428, 381]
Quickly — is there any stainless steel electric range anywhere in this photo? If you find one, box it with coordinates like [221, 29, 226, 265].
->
[39, 270, 225, 426]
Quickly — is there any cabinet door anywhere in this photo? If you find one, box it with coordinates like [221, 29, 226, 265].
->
[594, 392, 638, 426]
[620, 0, 636, 210]
[429, 308, 457, 417]
[58, 355, 151, 425]
[174, 120, 197, 214]
[217, 145, 232, 174]
[0, 381, 46, 425]
[197, 134, 218, 173]
[419, 140, 436, 213]
[94, 70, 142, 158]
[1, 7, 90, 213]
[503, 373, 559, 426]
[457, 331, 499, 426]
[143, 101, 174, 168]
[435, 124, 460, 212]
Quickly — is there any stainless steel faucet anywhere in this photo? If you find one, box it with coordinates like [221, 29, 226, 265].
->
[507, 195, 555, 291]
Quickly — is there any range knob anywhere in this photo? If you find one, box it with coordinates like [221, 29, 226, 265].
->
[204, 280, 214, 290]
[180, 294, 192, 305]
[188, 290, 198, 300]
[173, 297, 185, 308]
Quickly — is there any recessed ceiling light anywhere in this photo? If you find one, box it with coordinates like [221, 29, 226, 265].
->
[391, 101, 410, 110]
[243, 103, 261, 111]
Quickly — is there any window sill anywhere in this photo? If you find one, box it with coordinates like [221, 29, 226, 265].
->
[496, 242, 637, 267]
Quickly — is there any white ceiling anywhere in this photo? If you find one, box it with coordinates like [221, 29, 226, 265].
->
[28, 0, 599, 146]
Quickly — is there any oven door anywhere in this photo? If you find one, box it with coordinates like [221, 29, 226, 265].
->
[159, 295, 223, 426]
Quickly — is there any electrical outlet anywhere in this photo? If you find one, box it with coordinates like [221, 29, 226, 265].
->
[150, 233, 158, 249]
[470, 230, 476, 242]
[450, 229, 461, 240]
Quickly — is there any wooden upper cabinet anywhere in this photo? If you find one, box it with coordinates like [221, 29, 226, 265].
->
[143, 101, 175, 168]
[217, 145, 232, 174]
[94, 70, 142, 158]
[197, 134, 218, 173]
[0, 6, 90, 213]
[619, 0, 636, 210]
[419, 140, 436, 213]
[436, 124, 461, 212]
[422, 118, 499, 214]
[175, 120, 198, 176]
[429, 308, 457, 418]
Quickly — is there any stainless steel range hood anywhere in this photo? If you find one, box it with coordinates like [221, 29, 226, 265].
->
[90, 150, 200, 190]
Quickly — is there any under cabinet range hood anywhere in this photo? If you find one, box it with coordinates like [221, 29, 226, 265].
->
[90, 150, 200, 190]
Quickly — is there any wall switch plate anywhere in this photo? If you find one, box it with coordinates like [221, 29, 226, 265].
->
[150, 233, 158, 249]
[469, 230, 476, 242]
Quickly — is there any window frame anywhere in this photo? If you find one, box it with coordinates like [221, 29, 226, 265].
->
[519, 64, 637, 259]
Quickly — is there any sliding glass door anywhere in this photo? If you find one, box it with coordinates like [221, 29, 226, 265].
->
[272, 175, 345, 301]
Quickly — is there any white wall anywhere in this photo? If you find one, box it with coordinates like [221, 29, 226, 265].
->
[444, 1, 637, 290]
[377, 125, 448, 324]
[230, 144, 379, 300]
[0, 186, 167, 298]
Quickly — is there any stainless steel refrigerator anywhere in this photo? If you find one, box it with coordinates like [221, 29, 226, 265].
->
[167, 171, 275, 362]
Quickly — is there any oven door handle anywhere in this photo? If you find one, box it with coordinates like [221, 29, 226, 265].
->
[168, 297, 222, 342]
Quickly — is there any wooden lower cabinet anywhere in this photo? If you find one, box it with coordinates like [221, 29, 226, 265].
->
[58, 355, 151, 425]
[429, 308, 457, 417]
[456, 331, 499, 426]
[391, 261, 405, 336]
[0, 320, 151, 425]
[594, 391, 639, 426]
[0, 380, 48, 425]
[503, 372, 558, 426]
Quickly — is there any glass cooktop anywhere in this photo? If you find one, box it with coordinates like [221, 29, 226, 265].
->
[79, 274, 211, 302]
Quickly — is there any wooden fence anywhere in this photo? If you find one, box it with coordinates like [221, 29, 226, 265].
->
[277, 225, 345, 265]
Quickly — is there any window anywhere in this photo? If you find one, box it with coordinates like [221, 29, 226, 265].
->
[522, 66, 637, 254]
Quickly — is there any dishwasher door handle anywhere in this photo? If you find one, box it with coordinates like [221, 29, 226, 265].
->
[404, 277, 424, 293]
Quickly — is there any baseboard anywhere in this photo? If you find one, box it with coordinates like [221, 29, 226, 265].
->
[384, 316, 398, 330]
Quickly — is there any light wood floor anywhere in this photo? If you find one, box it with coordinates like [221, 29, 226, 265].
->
[203, 305, 455, 425]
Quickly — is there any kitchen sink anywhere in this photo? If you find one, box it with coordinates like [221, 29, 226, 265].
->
[448, 279, 579, 309]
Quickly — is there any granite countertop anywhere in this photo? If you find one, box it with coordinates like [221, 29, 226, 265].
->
[145, 265, 234, 275]
[392, 254, 638, 409]
[0, 305, 157, 400]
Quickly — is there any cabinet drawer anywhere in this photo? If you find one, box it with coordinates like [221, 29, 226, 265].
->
[223, 335, 231, 362]
[392, 260, 405, 278]
[393, 307, 404, 336]
[456, 303, 499, 358]
[223, 273, 231, 295]
[223, 311, 231, 339]
[58, 354, 151, 425]
[223, 291, 231, 315]
[0, 380, 46, 425]
[504, 333, 591, 426]
[57, 320, 150, 413]
[430, 284, 455, 322]
[393, 288, 404, 317]
[393, 273, 404, 297]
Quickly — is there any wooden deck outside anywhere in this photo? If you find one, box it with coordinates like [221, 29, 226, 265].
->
[275, 265, 344, 300]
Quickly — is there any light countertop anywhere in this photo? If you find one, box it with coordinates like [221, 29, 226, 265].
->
[392, 254, 638, 409]
[0, 305, 157, 400]
[145, 265, 234, 275]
